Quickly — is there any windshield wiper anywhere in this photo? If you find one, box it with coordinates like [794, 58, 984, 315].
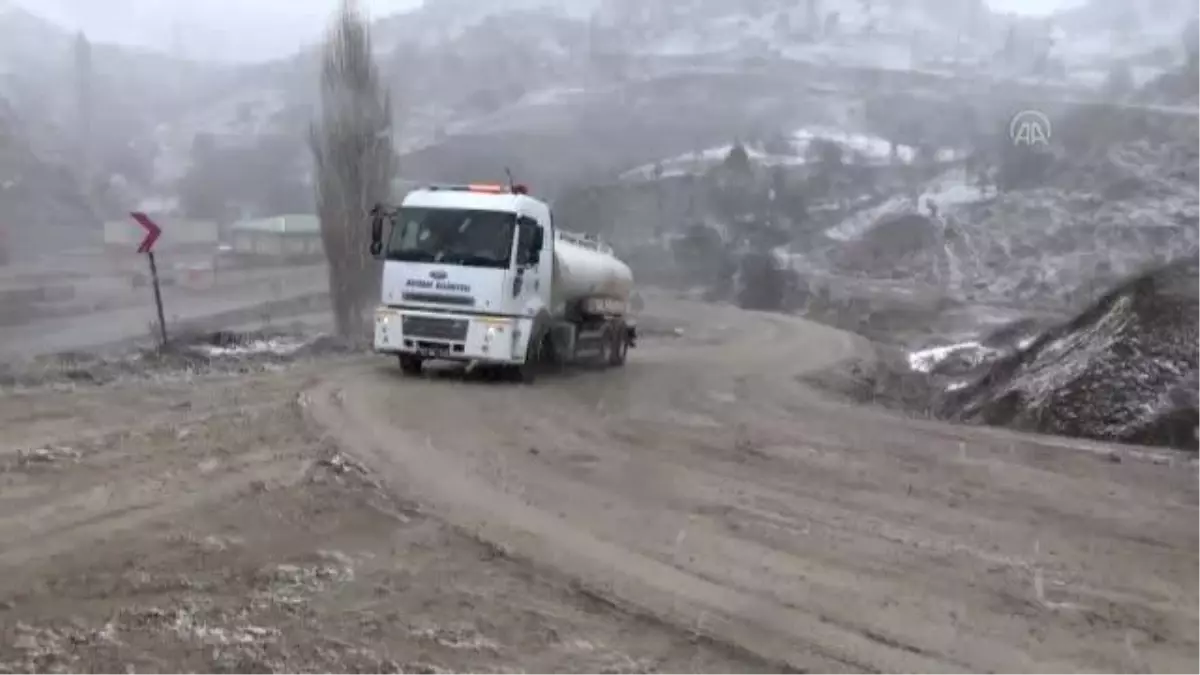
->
[443, 253, 507, 267]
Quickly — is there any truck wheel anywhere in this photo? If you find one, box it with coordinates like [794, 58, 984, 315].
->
[595, 327, 612, 367]
[398, 355, 424, 376]
[608, 325, 628, 367]
[516, 333, 552, 384]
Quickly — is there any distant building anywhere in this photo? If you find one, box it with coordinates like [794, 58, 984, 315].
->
[227, 214, 323, 262]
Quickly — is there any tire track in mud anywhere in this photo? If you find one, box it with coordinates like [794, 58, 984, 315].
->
[305, 379, 911, 674]
[305, 297, 1198, 673]
[304, 305, 909, 673]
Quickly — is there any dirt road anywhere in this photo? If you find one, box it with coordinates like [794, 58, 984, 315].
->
[0, 357, 762, 673]
[0, 294, 1195, 672]
[307, 296, 1198, 673]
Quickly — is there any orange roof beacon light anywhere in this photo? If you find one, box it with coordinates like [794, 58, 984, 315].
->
[421, 183, 532, 195]
[467, 183, 506, 193]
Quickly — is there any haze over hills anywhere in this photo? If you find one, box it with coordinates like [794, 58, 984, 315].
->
[0, 0, 1195, 240]
[4, 0, 1118, 61]
[13, 0, 423, 62]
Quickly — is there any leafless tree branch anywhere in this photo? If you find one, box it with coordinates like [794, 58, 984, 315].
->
[310, 0, 396, 341]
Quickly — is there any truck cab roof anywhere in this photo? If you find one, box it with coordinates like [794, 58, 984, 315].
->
[402, 185, 550, 223]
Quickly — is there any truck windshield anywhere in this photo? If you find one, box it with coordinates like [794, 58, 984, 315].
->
[385, 207, 516, 268]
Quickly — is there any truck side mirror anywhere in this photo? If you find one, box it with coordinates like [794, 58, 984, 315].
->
[369, 211, 383, 257]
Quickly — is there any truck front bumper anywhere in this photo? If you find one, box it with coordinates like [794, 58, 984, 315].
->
[374, 307, 529, 365]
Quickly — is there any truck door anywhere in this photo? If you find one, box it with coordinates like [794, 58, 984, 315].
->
[513, 215, 550, 316]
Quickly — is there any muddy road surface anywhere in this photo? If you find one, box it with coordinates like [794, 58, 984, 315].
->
[1, 295, 1196, 673]
[0, 359, 762, 673]
[308, 297, 1198, 673]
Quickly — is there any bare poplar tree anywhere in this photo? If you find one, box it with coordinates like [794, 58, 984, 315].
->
[310, 0, 396, 341]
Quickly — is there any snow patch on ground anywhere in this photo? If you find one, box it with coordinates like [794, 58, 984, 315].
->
[191, 336, 308, 358]
[908, 340, 987, 374]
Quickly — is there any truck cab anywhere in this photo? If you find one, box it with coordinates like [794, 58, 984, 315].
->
[370, 183, 634, 381]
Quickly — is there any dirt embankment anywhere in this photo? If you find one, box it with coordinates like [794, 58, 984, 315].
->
[943, 255, 1199, 450]
[809, 256, 1199, 452]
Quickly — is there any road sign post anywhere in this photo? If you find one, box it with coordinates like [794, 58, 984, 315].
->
[131, 212, 167, 347]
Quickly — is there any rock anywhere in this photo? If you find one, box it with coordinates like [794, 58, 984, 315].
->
[942, 255, 1199, 451]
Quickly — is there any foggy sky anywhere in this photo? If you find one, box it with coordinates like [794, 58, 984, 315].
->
[989, 0, 1086, 16]
[18, 0, 422, 61]
[15, 0, 1088, 63]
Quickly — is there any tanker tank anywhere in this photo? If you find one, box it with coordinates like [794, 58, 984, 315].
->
[550, 231, 634, 314]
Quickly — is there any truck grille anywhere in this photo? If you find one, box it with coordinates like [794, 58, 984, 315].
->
[402, 315, 469, 341]
[402, 292, 475, 306]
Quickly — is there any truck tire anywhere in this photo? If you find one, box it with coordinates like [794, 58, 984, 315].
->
[595, 326, 613, 367]
[398, 355, 424, 376]
[516, 332, 552, 384]
[608, 323, 628, 367]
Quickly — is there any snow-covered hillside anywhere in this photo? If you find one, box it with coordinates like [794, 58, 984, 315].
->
[620, 125, 961, 181]
[806, 120, 1199, 313]
[593, 0, 989, 69]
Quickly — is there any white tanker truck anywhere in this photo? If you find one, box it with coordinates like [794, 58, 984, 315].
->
[368, 182, 637, 382]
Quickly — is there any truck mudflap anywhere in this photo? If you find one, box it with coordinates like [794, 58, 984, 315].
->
[625, 322, 638, 348]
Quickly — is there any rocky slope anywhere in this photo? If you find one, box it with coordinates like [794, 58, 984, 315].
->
[941, 255, 1199, 451]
